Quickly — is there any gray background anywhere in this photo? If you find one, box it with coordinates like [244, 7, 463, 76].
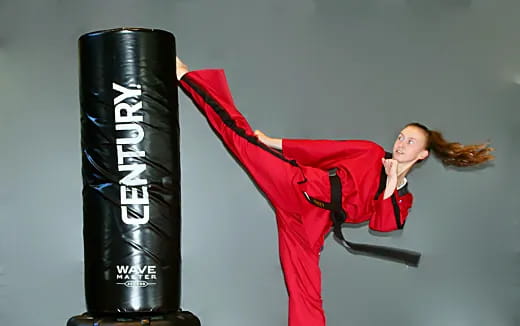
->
[1, 0, 519, 325]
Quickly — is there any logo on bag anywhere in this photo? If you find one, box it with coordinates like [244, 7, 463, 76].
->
[113, 82, 150, 225]
[115, 265, 157, 288]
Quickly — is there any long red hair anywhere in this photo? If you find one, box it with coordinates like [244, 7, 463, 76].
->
[407, 123, 495, 167]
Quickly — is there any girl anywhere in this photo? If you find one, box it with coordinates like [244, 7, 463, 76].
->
[175, 57, 494, 326]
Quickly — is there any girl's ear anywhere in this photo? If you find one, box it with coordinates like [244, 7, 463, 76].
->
[418, 149, 429, 160]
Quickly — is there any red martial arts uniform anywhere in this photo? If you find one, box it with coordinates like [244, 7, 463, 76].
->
[180, 69, 415, 326]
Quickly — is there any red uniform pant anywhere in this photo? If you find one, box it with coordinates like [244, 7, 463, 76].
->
[180, 69, 335, 326]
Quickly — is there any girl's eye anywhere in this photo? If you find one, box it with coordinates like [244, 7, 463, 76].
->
[408, 140, 415, 144]
[398, 135, 404, 141]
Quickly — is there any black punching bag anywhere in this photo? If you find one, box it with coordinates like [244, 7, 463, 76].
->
[68, 28, 199, 326]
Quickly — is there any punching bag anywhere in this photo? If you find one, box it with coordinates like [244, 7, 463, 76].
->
[68, 28, 199, 326]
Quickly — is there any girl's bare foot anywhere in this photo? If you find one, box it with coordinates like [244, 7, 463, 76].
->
[176, 56, 189, 80]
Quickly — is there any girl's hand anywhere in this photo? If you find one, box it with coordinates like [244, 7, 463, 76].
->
[254, 130, 282, 150]
[176, 56, 189, 80]
[254, 130, 269, 144]
[382, 158, 398, 178]
[382, 158, 399, 199]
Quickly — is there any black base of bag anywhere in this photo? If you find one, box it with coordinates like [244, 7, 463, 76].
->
[67, 311, 200, 326]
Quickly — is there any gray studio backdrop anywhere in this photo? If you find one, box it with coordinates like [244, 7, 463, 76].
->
[1, 0, 519, 325]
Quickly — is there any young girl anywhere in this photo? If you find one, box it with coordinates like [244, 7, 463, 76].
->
[175, 57, 494, 326]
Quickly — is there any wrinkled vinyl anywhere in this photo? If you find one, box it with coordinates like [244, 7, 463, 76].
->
[79, 28, 180, 314]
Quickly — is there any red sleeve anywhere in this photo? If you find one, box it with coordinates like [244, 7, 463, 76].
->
[369, 190, 414, 232]
[282, 139, 382, 169]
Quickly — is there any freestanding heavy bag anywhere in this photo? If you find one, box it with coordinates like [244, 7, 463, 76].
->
[68, 28, 199, 326]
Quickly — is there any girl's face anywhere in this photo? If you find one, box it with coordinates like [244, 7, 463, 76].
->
[392, 125, 429, 164]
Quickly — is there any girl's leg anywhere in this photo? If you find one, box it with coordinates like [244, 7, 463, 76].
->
[276, 209, 327, 326]
[181, 69, 330, 326]
[179, 69, 306, 210]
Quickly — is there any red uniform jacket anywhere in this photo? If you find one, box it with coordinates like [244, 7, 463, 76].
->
[282, 139, 414, 232]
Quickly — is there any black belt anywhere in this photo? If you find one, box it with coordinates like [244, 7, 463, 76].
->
[304, 168, 421, 267]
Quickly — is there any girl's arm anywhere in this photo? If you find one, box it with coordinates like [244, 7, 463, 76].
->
[255, 130, 383, 168]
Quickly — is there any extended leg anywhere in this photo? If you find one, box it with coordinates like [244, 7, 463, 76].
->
[179, 69, 306, 210]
